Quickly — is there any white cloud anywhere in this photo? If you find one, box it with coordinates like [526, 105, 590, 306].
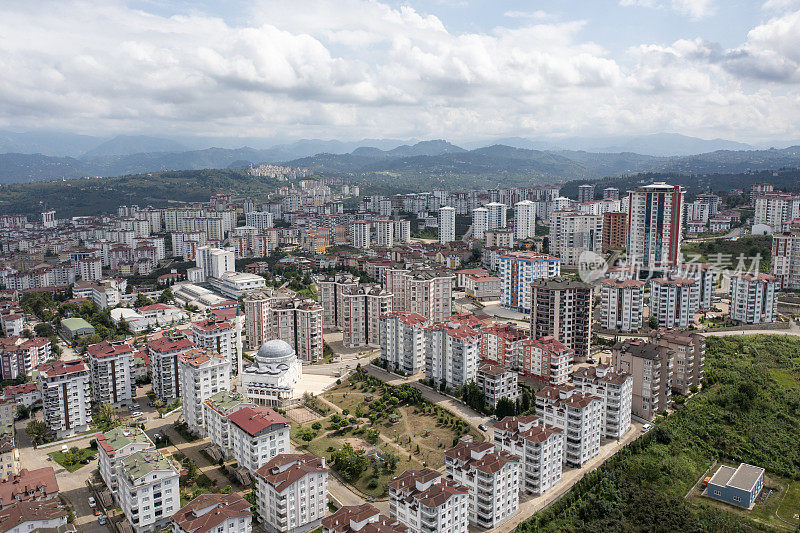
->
[0, 0, 797, 143]
[619, 0, 716, 19]
[503, 10, 550, 20]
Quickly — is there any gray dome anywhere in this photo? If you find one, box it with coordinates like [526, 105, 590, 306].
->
[256, 339, 295, 360]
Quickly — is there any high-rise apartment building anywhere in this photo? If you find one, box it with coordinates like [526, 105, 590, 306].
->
[599, 278, 644, 332]
[375, 219, 394, 247]
[571, 365, 633, 439]
[255, 453, 328, 533]
[513, 201, 536, 241]
[380, 312, 429, 375]
[535, 385, 603, 467]
[649, 277, 699, 328]
[389, 469, 469, 533]
[37, 359, 92, 439]
[612, 338, 672, 421]
[486, 202, 507, 231]
[729, 272, 777, 324]
[771, 228, 800, 289]
[438, 206, 456, 244]
[627, 182, 685, 270]
[497, 251, 561, 313]
[549, 211, 602, 265]
[244, 292, 323, 362]
[425, 318, 481, 390]
[530, 278, 592, 360]
[649, 328, 705, 395]
[602, 211, 627, 251]
[352, 220, 371, 249]
[493, 415, 563, 495]
[87, 340, 134, 407]
[577, 184, 595, 203]
[148, 333, 195, 402]
[178, 348, 230, 435]
[472, 207, 488, 240]
[384, 269, 454, 323]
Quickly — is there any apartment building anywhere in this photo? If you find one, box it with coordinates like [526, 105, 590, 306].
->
[385, 269, 455, 323]
[87, 340, 135, 407]
[475, 363, 518, 408]
[171, 493, 252, 533]
[203, 391, 254, 457]
[322, 503, 407, 533]
[486, 202, 507, 231]
[194, 246, 235, 283]
[438, 206, 456, 244]
[602, 211, 628, 252]
[571, 366, 633, 439]
[117, 450, 180, 533]
[190, 318, 242, 371]
[627, 182, 684, 270]
[598, 278, 645, 332]
[484, 228, 514, 249]
[493, 415, 563, 495]
[425, 318, 481, 390]
[37, 359, 92, 439]
[394, 219, 412, 243]
[340, 284, 392, 348]
[96, 426, 155, 495]
[612, 338, 672, 421]
[577, 184, 595, 203]
[254, 453, 328, 533]
[513, 200, 536, 241]
[649, 328, 705, 395]
[497, 251, 561, 313]
[673, 263, 718, 310]
[178, 348, 231, 435]
[729, 272, 778, 324]
[549, 211, 602, 266]
[515, 336, 573, 385]
[227, 406, 291, 474]
[388, 469, 469, 533]
[472, 207, 488, 240]
[317, 273, 360, 329]
[147, 333, 195, 402]
[444, 441, 520, 529]
[649, 277, 699, 329]
[753, 192, 800, 231]
[530, 278, 592, 360]
[478, 323, 527, 368]
[380, 312, 429, 375]
[244, 292, 323, 363]
[352, 221, 371, 249]
[535, 385, 603, 467]
[375, 219, 394, 247]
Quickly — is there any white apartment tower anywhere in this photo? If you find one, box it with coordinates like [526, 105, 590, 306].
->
[87, 340, 135, 407]
[394, 219, 412, 243]
[254, 453, 329, 533]
[117, 450, 180, 533]
[649, 277, 699, 329]
[388, 469, 469, 533]
[486, 202, 507, 230]
[513, 200, 536, 241]
[493, 415, 563, 495]
[729, 272, 777, 324]
[194, 246, 235, 282]
[375, 219, 394, 247]
[425, 318, 481, 390]
[352, 221, 372, 249]
[178, 348, 231, 435]
[96, 426, 155, 495]
[572, 366, 633, 439]
[438, 206, 456, 244]
[444, 441, 520, 529]
[599, 278, 645, 332]
[549, 211, 602, 266]
[380, 312, 429, 375]
[37, 359, 92, 439]
[472, 207, 489, 240]
[535, 386, 603, 467]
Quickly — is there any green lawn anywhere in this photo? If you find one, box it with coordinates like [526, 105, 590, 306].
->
[48, 447, 94, 472]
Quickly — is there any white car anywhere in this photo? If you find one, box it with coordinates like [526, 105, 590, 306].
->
[130, 404, 141, 410]
[88, 496, 96, 507]
[131, 411, 143, 417]
[641, 423, 652, 433]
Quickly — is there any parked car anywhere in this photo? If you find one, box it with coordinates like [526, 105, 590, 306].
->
[131, 411, 143, 417]
[641, 423, 652, 433]
[98, 516, 106, 525]
[61, 445, 69, 453]
[94, 509, 103, 516]
[587, 358, 596, 364]
[478, 424, 487, 431]
[88, 496, 96, 507]
[131, 403, 141, 409]
[80, 459, 90, 465]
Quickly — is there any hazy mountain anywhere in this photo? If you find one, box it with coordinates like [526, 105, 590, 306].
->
[81, 135, 189, 157]
[0, 130, 102, 157]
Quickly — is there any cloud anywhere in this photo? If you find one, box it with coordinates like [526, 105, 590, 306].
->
[619, 0, 716, 19]
[0, 0, 797, 143]
[503, 10, 550, 20]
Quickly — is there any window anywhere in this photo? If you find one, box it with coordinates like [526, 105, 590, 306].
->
[713, 490, 720, 496]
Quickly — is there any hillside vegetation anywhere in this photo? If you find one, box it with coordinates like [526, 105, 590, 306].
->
[518, 335, 800, 532]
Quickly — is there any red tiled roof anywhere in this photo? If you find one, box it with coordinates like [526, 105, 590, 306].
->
[0, 468, 58, 505]
[171, 493, 252, 533]
[3, 382, 38, 397]
[35, 359, 87, 378]
[191, 319, 233, 332]
[254, 453, 327, 493]
[227, 406, 290, 437]
[147, 336, 195, 353]
[322, 503, 407, 533]
[86, 340, 134, 359]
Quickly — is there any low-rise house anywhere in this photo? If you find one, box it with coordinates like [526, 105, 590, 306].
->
[706, 463, 765, 509]
[254, 453, 328, 533]
[0, 434, 17, 480]
[0, 467, 59, 508]
[0, 499, 68, 532]
[171, 493, 252, 533]
[2, 383, 41, 408]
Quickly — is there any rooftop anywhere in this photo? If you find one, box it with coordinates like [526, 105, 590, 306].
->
[95, 426, 153, 456]
[171, 493, 252, 533]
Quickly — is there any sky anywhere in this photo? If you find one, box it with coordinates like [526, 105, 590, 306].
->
[2, 0, 800, 144]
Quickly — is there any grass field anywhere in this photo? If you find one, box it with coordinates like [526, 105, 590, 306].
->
[48, 447, 94, 472]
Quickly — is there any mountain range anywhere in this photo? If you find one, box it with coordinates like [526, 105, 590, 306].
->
[1, 133, 800, 186]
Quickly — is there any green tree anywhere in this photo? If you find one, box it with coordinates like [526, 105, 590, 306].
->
[34, 323, 55, 338]
[495, 397, 516, 419]
[331, 443, 369, 482]
[93, 403, 119, 431]
[25, 420, 48, 444]
[134, 293, 152, 308]
[158, 287, 175, 303]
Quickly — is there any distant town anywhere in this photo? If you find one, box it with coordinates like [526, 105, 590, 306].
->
[0, 175, 796, 533]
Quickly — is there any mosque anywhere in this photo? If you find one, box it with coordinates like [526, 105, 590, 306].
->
[238, 339, 302, 407]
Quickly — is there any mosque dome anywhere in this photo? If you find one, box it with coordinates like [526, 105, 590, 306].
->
[256, 339, 295, 361]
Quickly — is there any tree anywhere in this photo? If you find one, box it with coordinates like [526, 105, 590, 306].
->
[649, 316, 659, 329]
[25, 420, 48, 444]
[495, 397, 517, 419]
[331, 443, 369, 482]
[15, 405, 30, 420]
[34, 323, 55, 338]
[93, 403, 119, 431]
[298, 428, 316, 446]
[158, 287, 175, 303]
[134, 293, 152, 308]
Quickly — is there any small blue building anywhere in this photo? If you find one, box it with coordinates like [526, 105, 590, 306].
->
[706, 463, 765, 509]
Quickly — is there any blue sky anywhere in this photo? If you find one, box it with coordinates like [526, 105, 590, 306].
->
[2, 0, 800, 143]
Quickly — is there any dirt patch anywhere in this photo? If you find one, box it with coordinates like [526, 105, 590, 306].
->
[285, 406, 322, 424]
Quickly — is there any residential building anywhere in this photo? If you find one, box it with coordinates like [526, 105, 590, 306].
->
[340, 284, 392, 348]
[497, 251, 561, 313]
[475, 363, 518, 409]
[516, 336, 573, 385]
[317, 273, 360, 329]
[0, 434, 16, 481]
[612, 338, 672, 421]
[178, 348, 231, 435]
[96, 426, 155, 494]
[706, 463, 765, 509]
[36, 359, 92, 439]
[227, 406, 291, 474]
[535, 385, 603, 467]
[352, 221, 371, 249]
[513, 200, 536, 241]
[673, 263, 718, 310]
[438, 206, 456, 244]
[425, 318, 481, 390]
[649, 277, 699, 328]
[246, 210, 275, 230]
[493, 415, 563, 495]
[117, 450, 180, 533]
[386, 269, 454, 323]
[478, 323, 527, 368]
[148, 333, 195, 402]
[627, 182, 685, 270]
[0, 467, 59, 507]
[322, 503, 407, 533]
[2, 382, 41, 408]
[486, 202, 507, 231]
[171, 493, 252, 533]
[254, 453, 328, 533]
[602, 211, 627, 252]
[0, 499, 68, 532]
[191, 318, 242, 373]
[549, 211, 602, 266]
[729, 273, 778, 324]
[388, 469, 469, 533]
[572, 365, 633, 439]
[577, 184, 594, 203]
[194, 246, 235, 283]
[753, 192, 800, 231]
[87, 340, 135, 407]
[380, 312, 429, 375]
[649, 328, 705, 395]
[375, 219, 394, 247]
[244, 291, 323, 363]
[602, 187, 619, 200]
[598, 278, 645, 332]
[444, 441, 520, 529]
[484, 228, 514, 249]
[530, 278, 592, 360]
[472, 207, 488, 240]
[394, 220, 411, 243]
[203, 391, 254, 458]
[771, 228, 800, 289]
